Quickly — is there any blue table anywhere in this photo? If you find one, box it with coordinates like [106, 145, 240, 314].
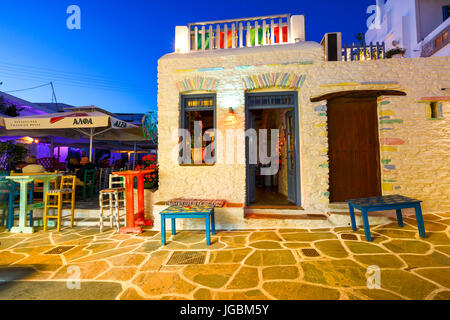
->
[159, 205, 216, 246]
[347, 195, 426, 242]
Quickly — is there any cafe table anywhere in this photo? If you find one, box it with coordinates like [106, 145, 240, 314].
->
[5, 173, 61, 234]
[113, 170, 154, 234]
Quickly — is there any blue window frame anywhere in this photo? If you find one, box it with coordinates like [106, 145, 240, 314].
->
[179, 94, 216, 165]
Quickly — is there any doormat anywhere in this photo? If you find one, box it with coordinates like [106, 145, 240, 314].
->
[166, 251, 207, 265]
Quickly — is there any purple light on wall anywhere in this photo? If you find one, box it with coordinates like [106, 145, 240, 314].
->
[53, 146, 69, 162]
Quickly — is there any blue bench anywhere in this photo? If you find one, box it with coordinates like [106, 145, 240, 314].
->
[159, 205, 216, 246]
[347, 195, 426, 242]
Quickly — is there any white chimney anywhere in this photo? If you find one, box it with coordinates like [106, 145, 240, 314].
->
[291, 15, 306, 42]
[175, 26, 189, 53]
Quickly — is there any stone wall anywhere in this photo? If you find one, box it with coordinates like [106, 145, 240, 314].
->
[157, 41, 450, 218]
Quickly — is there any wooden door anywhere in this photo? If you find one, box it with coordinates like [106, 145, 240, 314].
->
[328, 97, 381, 202]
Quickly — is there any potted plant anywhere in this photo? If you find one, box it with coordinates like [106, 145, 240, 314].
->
[0, 141, 27, 170]
[135, 154, 158, 189]
[386, 48, 406, 59]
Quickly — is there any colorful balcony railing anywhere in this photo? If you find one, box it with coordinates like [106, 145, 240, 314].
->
[185, 14, 300, 52]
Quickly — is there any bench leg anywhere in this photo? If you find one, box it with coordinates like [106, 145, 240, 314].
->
[348, 204, 357, 231]
[361, 209, 372, 242]
[171, 218, 176, 236]
[161, 217, 166, 246]
[205, 215, 211, 246]
[414, 204, 426, 238]
[396, 209, 404, 227]
[211, 210, 216, 235]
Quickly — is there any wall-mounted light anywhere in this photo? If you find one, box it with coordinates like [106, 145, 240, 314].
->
[224, 108, 237, 127]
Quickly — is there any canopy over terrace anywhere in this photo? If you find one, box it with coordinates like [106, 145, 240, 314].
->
[0, 106, 146, 161]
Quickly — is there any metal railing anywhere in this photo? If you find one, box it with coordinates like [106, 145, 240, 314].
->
[342, 42, 386, 61]
[188, 14, 292, 51]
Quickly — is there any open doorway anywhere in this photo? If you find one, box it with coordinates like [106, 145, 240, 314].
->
[245, 92, 300, 207]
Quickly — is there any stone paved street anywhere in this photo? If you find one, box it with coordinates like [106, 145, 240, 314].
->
[0, 213, 449, 300]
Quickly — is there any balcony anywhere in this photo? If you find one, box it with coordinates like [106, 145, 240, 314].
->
[342, 42, 386, 61]
[175, 14, 305, 53]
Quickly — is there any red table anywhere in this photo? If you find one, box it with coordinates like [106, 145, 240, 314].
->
[113, 170, 154, 234]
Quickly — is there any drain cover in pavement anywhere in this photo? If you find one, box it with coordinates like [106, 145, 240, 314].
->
[341, 234, 358, 240]
[301, 248, 320, 257]
[166, 251, 207, 265]
[44, 246, 75, 255]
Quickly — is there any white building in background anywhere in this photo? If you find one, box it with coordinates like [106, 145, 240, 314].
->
[365, 0, 450, 57]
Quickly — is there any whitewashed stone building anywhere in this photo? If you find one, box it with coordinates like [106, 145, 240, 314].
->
[153, 14, 450, 230]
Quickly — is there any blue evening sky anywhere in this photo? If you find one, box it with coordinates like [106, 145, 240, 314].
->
[0, 0, 375, 114]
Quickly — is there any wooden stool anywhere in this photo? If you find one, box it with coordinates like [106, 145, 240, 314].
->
[44, 176, 76, 232]
[99, 188, 124, 232]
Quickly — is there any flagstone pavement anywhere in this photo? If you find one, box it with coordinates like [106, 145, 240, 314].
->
[0, 212, 449, 300]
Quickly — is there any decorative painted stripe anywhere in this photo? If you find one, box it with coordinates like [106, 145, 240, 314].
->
[242, 73, 306, 90]
[382, 183, 394, 192]
[315, 123, 327, 128]
[380, 101, 391, 106]
[176, 76, 218, 92]
[234, 65, 253, 70]
[318, 112, 327, 117]
[384, 165, 396, 170]
[320, 82, 360, 87]
[360, 81, 399, 85]
[173, 69, 197, 73]
[197, 67, 223, 72]
[380, 128, 394, 131]
[381, 138, 405, 146]
[175, 61, 314, 74]
[319, 131, 328, 137]
[381, 159, 391, 165]
[314, 105, 327, 112]
[322, 192, 330, 197]
[383, 179, 397, 183]
[379, 110, 395, 116]
[419, 96, 450, 102]
[379, 116, 391, 120]
[381, 146, 398, 152]
[319, 163, 329, 168]
[380, 119, 403, 125]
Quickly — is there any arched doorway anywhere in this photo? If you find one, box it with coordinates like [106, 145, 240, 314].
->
[311, 90, 406, 202]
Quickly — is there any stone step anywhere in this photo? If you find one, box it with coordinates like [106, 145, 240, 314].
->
[244, 212, 329, 220]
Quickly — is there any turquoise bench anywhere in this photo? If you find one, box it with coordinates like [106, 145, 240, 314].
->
[347, 195, 426, 242]
[159, 205, 216, 246]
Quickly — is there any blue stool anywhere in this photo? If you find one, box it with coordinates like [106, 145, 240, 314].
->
[159, 205, 216, 246]
[347, 195, 426, 242]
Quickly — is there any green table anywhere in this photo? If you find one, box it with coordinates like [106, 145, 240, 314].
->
[5, 174, 60, 234]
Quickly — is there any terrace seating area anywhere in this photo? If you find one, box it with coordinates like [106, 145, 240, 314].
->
[0, 211, 448, 300]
